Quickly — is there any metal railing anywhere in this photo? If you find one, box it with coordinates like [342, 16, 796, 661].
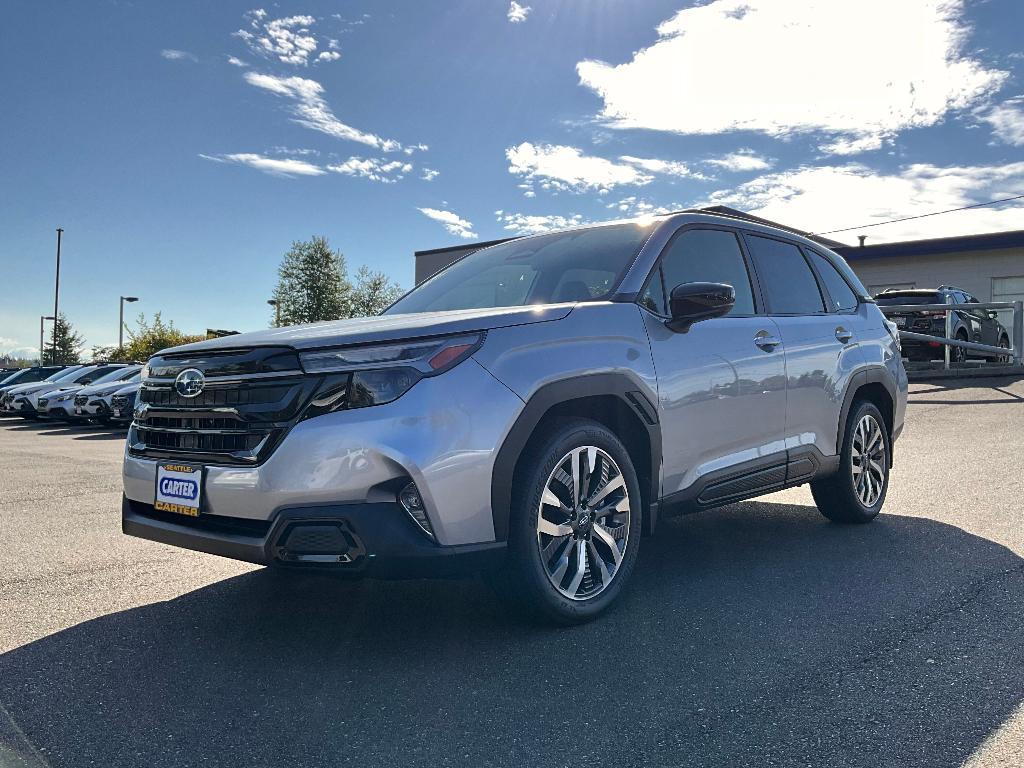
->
[878, 298, 1024, 370]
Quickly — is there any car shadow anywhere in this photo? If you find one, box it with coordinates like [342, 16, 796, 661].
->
[0, 502, 1021, 768]
[909, 375, 1024, 405]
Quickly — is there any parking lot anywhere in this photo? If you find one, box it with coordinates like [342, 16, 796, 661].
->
[1, 378, 1022, 768]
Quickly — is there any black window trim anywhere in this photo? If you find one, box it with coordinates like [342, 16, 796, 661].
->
[802, 246, 860, 316]
[739, 230, 830, 317]
[635, 223, 765, 319]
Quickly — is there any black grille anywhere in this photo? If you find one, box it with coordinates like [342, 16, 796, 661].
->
[74, 394, 88, 407]
[128, 348, 318, 466]
[111, 394, 134, 410]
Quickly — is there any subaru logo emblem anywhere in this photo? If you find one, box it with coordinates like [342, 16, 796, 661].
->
[174, 368, 205, 398]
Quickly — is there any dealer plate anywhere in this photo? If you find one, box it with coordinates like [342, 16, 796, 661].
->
[155, 463, 203, 517]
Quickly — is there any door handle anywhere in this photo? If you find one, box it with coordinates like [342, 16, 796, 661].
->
[754, 332, 781, 351]
[835, 327, 853, 344]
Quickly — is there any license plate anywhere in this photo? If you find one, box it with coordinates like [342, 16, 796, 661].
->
[113, 407, 123, 418]
[75, 406, 83, 415]
[895, 316, 907, 328]
[155, 463, 203, 517]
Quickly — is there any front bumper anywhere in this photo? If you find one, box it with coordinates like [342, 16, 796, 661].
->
[122, 358, 525, 547]
[122, 496, 506, 578]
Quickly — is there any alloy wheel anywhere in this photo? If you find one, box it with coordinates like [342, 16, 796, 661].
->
[851, 414, 886, 507]
[536, 446, 631, 601]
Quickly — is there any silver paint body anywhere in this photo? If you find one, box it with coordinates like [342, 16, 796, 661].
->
[122, 213, 907, 548]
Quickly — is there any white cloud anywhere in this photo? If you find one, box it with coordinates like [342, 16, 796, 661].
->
[497, 212, 590, 234]
[418, 207, 478, 239]
[605, 196, 684, 217]
[328, 157, 412, 183]
[980, 97, 1024, 146]
[199, 152, 326, 177]
[507, 142, 654, 194]
[244, 72, 413, 152]
[227, 56, 249, 67]
[577, 0, 1006, 153]
[161, 49, 197, 62]
[619, 155, 693, 178]
[421, 168, 440, 181]
[706, 161, 1024, 244]
[705, 149, 773, 172]
[507, 1, 531, 23]
[237, 12, 335, 67]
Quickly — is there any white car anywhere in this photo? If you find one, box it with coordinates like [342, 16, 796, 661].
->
[69, 366, 142, 423]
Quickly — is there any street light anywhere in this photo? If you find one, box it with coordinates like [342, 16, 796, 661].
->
[39, 315, 55, 365]
[119, 296, 139, 350]
[267, 299, 281, 327]
[53, 228, 63, 354]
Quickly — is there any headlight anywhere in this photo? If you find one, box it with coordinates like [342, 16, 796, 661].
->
[299, 334, 482, 418]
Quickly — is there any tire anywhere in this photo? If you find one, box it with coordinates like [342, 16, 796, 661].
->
[951, 330, 969, 364]
[998, 335, 1011, 364]
[811, 401, 890, 524]
[495, 418, 643, 625]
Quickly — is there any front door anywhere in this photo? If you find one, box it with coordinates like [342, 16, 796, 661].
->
[639, 227, 787, 498]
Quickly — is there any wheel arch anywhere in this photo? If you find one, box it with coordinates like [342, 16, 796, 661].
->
[837, 368, 896, 465]
[491, 373, 661, 541]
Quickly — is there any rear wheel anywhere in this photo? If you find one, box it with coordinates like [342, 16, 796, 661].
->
[496, 419, 642, 624]
[998, 335, 1011, 364]
[811, 401, 889, 524]
[951, 330, 969, 364]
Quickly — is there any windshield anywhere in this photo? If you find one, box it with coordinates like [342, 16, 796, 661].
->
[89, 366, 138, 386]
[387, 222, 654, 314]
[0, 369, 32, 386]
[46, 365, 82, 382]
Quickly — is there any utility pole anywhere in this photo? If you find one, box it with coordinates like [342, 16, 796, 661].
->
[119, 296, 139, 350]
[39, 315, 55, 364]
[53, 228, 63, 354]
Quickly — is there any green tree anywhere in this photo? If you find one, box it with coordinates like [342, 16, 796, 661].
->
[272, 236, 350, 326]
[348, 266, 404, 318]
[101, 312, 205, 362]
[42, 314, 85, 365]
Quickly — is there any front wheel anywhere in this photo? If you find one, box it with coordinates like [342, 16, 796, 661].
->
[811, 401, 890, 524]
[497, 419, 642, 625]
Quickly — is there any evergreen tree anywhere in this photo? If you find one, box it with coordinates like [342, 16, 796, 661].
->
[348, 266, 404, 318]
[42, 314, 84, 365]
[272, 236, 350, 326]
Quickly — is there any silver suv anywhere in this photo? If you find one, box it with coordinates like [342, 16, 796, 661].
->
[122, 211, 907, 623]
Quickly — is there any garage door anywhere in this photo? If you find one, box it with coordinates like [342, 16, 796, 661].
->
[992, 276, 1024, 345]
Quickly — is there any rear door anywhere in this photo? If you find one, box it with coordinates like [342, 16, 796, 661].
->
[743, 235, 864, 462]
[639, 226, 787, 498]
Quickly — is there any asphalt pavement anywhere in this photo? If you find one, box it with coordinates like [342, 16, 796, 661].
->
[1, 378, 1022, 767]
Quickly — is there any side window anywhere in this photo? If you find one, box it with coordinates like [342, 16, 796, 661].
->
[745, 235, 826, 314]
[646, 229, 756, 316]
[640, 270, 666, 314]
[807, 250, 857, 312]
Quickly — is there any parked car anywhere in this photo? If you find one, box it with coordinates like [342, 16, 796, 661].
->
[2, 365, 86, 416]
[11, 364, 126, 419]
[109, 382, 141, 426]
[875, 286, 1012, 363]
[44, 365, 141, 422]
[70, 366, 142, 424]
[0, 366, 68, 402]
[121, 211, 908, 623]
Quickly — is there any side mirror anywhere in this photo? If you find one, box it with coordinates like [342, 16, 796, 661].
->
[667, 282, 735, 332]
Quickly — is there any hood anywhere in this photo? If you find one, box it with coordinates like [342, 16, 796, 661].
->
[6, 381, 65, 398]
[163, 305, 575, 355]
[112, 382, 142, 396]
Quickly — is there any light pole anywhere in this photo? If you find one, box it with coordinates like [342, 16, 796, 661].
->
[39, 315, 55, 364]
[267, 299, 281, 327]
[119, 296, 139, 350]
[53, 228, 63, 354]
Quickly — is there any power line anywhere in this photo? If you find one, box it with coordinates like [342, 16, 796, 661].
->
[813, 193, 1024, 236]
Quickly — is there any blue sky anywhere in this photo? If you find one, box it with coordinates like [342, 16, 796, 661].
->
[2, 0, 1024, 358]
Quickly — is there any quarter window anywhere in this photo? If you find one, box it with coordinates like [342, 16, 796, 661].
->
[807, 250, 857, 312]
[745, 236, 825, 315]
[642, 229, 756, 316]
